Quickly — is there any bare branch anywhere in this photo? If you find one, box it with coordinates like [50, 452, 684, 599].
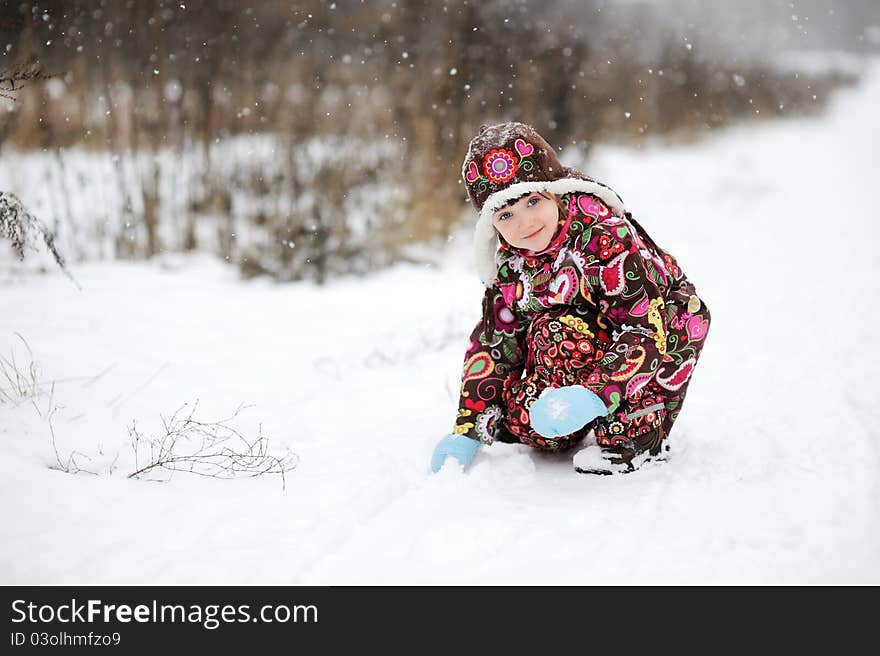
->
[0, 332, 42, 404]
[46, 386, 98, 476]
[0, 192, 79, 288]
[126, 400, 298, 490]
[0, 61, 60, 102]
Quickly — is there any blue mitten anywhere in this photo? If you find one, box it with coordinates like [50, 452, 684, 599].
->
[529, 385, 608, 438]
[430, 433, 481, 473]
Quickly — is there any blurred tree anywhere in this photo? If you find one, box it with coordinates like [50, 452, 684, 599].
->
[0, 0, 864, 281]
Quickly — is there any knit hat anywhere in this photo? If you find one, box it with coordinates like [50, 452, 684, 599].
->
[461, 121, 628, 286]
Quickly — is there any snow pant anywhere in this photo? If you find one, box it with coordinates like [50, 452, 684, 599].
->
[496, 277, 711, 452]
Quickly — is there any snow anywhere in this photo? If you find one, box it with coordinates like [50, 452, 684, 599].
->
[2, 57, 880, 584]
[0, 133, 401, 263]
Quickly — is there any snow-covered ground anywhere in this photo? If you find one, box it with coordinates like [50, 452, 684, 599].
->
[2, 57, 879, 585]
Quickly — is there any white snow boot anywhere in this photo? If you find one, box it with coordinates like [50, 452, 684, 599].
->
[573, 428, 668, 475]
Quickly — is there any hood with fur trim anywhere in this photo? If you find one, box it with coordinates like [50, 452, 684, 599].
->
[472, 166, 627, 286]
[460, 122, 627, 286]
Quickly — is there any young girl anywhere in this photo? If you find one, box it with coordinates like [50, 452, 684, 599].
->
[430, 121, 711, 475]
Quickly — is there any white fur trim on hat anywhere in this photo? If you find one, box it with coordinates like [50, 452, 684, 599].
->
[472, 177, 628, 287]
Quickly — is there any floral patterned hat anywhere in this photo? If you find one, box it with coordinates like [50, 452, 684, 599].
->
[461, 121, 627, 286]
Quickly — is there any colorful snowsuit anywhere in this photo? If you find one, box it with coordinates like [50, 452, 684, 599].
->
[453, 191, 711, 451]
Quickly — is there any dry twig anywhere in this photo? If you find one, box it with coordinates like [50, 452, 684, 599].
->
[127, 399, 298, 489]
[0, 61, 58, 102]
[46, 383, 99, 476]
[0, 191, 78, 287]
[0, 332, 42, 404]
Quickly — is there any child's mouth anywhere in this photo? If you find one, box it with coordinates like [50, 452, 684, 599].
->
[523, 227, 542, 240]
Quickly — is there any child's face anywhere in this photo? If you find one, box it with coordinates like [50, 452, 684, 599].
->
[491, 192, 559, 252]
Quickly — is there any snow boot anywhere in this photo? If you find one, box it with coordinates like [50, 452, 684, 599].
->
[574, 426, 668, 475]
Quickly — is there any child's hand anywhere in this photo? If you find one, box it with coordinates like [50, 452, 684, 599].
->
[430, 433, 481, 473]
[529, 385, 608, 438]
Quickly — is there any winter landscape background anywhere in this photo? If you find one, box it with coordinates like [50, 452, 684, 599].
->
[2, 1, 879, 584]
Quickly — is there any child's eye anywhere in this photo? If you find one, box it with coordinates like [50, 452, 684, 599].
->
[498, 211, 511, 221]
[528, 196, 539, 206]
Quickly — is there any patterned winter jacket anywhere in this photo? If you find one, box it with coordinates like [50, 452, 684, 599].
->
[453, 190, 699, 444]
